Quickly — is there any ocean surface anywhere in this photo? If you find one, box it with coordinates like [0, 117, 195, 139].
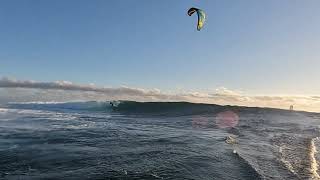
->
[1, 101, 320, 180]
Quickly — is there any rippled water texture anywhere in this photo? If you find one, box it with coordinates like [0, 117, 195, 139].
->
[0, 101, 320, 179]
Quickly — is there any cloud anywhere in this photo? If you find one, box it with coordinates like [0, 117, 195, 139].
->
[0, 77, 168, 98]
[0, 77, 320, 112]
[215, 87, 242, 96]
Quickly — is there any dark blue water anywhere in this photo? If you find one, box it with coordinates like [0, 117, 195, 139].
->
[1, 101, 320, 179]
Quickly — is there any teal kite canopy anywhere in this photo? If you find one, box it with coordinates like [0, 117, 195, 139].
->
[188, 7, 206, 31]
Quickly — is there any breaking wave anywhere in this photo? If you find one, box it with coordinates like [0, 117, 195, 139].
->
[5, 101, 112, 112]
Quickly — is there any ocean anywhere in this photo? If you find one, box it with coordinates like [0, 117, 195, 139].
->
[0, 101, 320, 180]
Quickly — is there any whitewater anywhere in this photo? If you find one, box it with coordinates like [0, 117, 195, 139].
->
[1, 101, 320, 179]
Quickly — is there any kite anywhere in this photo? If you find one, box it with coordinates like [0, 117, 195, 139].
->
[187, 7, 206, 31]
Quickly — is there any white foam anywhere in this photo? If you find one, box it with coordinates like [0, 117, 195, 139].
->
[8, 101, 65, 104]
[309, 137, 320, 179]
[0, 108, 9, 113]
[279, 146, 298, 176]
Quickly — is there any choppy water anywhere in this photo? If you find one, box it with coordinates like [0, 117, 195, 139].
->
[1, 101, 320, 179]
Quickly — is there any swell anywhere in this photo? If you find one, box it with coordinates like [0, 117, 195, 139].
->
[111, 101, 224, 116]
[232, 150, 264, 179]
[110, 101, 290, 116]
[5, 100, 297, 116]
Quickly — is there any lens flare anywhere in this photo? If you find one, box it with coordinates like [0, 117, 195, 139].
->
[192, 116, 209, 128]
[216, 110, 239, 128]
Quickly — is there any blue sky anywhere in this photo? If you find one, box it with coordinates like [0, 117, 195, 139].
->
[1, 0, 320, 95]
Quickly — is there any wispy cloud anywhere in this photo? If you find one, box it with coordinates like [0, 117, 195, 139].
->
[0, 77, 319, 112]
[0, 77, 162, 97]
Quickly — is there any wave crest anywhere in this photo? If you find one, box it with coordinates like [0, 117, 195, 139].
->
[6, 101, 112, 112]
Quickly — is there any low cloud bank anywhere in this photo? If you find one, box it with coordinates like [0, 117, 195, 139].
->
[1, 77, 319, 112]
[0, 77, 162, 97]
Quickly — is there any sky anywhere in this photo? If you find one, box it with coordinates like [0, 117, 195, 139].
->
[1, 0, 320, 111]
